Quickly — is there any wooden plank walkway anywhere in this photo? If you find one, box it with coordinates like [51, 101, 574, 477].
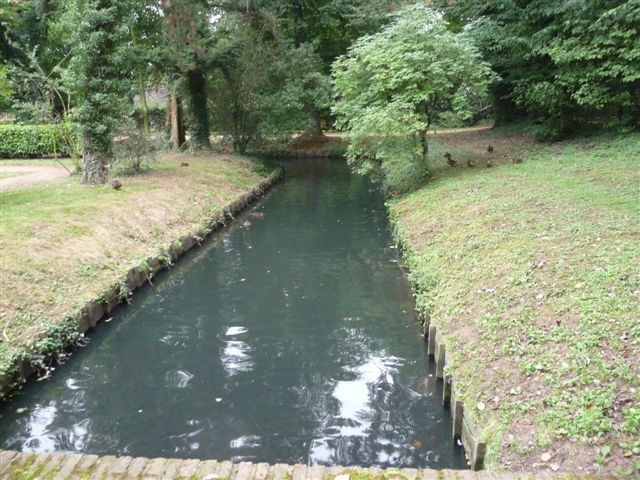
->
[0, 451, 597, 479]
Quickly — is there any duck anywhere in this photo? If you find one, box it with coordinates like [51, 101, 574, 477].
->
[444, 152, 457, 167]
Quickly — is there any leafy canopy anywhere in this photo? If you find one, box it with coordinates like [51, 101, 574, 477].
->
[332, 3, 493, 191]
[437, 0, 640, 138]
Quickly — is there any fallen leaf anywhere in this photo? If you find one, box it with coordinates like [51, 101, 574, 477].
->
[541, 452, 552, 462]
[412, 439, 422, 449]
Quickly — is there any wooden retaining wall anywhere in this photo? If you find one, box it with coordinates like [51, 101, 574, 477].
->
[421, 311, 486, 471]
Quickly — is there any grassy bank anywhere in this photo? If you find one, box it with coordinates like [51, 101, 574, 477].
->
[388, 129, 639, 475]
[0, 153, 267, 380]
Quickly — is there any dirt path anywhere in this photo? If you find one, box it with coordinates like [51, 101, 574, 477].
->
[0, 165, 71, 190]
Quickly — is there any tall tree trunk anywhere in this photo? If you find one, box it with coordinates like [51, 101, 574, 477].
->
[419, 128, 429, 167]
[168, 93, 185, 149]
[303, 116, 324, 137]
[130, 27, 149, 133]
[186, 69, 211, 149]
[138, 73, 150, 133]
[78, 0, 121, 184]
[82, 133, 109, 184]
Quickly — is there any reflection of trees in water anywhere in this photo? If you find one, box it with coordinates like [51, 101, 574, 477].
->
[305, 350, 428, 467]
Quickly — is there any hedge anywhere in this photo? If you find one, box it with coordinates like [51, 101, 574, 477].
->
[0, 123, 81, 158]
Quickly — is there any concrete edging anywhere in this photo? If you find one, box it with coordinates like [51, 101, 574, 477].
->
[0, 167, 284, 401]
[0, 450, 560, 479]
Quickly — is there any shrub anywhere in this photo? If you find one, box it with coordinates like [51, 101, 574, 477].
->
[112, 122, 166, 174]
[0, 123, 81, 158]
[132, 103, 167, 132]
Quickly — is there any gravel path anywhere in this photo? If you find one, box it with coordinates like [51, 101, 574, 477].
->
[0, 165, 71, 190]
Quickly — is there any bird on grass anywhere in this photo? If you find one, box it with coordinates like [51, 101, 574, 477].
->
[512, 156, 523, 164]
[487, 144, 494, 153]
[444, 152, 457, 167]
[180, 162, 190, 167]
[486, 159, 493, 168]
[111, 179, 122, 190]
[466, 158, 475, 168]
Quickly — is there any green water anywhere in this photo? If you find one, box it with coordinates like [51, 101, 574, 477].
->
[0, 159, 467, 469]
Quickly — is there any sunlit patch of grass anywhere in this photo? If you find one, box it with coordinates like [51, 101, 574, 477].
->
[389, 130, 640, 474]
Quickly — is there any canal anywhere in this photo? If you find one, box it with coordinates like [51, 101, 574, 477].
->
[0, 159, 467, 469]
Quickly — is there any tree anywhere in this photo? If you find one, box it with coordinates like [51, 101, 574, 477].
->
[258, 0, 405, 134]
[0, 65, 13, 111]
[67, 0, 129, 184]
[160, 0, 215, 149]
[128, 2, 163, 134]
[436, 0, 640, 138]
[208, 5, 331, 152]
[332, 3, 493, 189]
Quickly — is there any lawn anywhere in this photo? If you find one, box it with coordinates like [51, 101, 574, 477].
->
[389, 129, 640, 475]
[0, 152, 267, 378]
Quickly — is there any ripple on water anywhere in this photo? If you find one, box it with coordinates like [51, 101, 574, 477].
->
[225, 326, 248, 336]
[165, 369, 194, 389]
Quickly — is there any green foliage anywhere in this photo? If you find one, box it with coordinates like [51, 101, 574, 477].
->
[67, 0, 132, 183]
[112, 122, 166, 174]
[133, 103, 166, 132]
[160, 0, 217, 149]
[0, 65, 13, 111]
[332, 3, 494, 191]
[0, 123, 80, 158]
[438, 0, 640, 138]
[623, 407, 640, 434]
[209, 14, 331, 152]
[268, 0, 406, 71]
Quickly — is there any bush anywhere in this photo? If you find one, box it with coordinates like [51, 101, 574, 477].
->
[0, 123, 81, 158]
[132, 103, 167, 132]
[112, 122, 166, 174]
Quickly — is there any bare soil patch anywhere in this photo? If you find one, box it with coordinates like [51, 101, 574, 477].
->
[0, 165, 70, 190]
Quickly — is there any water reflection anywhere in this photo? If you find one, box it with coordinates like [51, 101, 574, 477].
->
[0, 159, 466, 469]
[165, 370, 194, 389]
[221, 340, 254, 376]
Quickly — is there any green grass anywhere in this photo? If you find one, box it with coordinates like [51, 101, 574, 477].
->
[389, 130, 640, 474]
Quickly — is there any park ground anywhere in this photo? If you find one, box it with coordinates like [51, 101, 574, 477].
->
[0, 128, 638, 476]
[0, 153, 267, 377]
[389, 127, 639, 475]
